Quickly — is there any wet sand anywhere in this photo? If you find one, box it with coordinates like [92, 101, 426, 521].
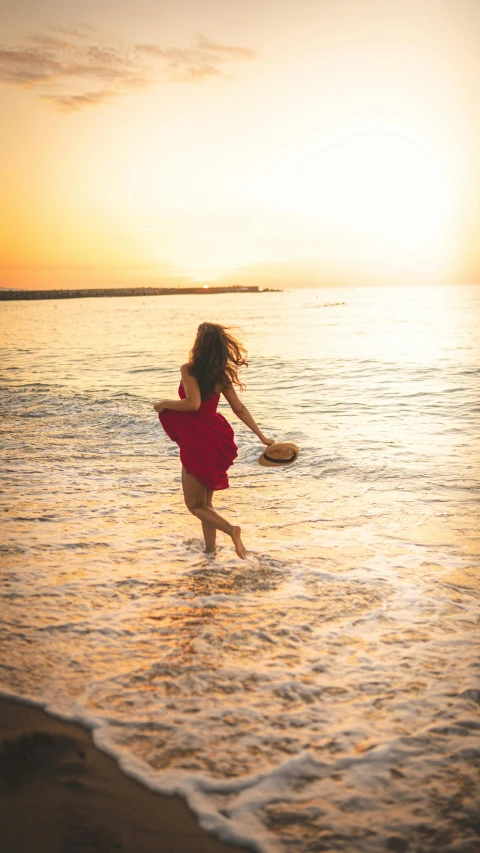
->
[0, 697, 248, 853]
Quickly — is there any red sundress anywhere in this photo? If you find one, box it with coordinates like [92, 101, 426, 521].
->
[158, 385, 238, 490]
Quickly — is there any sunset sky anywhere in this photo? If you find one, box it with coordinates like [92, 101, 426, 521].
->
[1, 0, 480, 290]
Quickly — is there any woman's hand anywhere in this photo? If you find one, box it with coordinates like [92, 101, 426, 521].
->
[153, 401, 166, 413]
[260, 435, 275, 446]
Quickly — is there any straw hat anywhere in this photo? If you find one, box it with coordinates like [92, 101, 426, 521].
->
[258, 442, 300, 467]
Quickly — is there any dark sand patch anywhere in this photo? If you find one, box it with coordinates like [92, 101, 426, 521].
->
[0, 697, 248, 853]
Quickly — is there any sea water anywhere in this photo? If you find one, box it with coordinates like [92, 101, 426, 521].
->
[1, 286, 479, 852]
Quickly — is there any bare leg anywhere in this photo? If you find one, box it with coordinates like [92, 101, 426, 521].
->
[182, 467, 246, 559]
[202, 488, 216, 554]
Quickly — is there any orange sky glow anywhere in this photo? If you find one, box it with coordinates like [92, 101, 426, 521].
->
[1, 0, 480, 289]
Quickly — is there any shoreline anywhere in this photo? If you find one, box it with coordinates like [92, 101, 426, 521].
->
[0, 285, 281, 301]
[0, 696, 249, 853]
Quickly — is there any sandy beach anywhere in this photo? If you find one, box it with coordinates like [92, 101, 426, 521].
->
[0, 697, 247, 853]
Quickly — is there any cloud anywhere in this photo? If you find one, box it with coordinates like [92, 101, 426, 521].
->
[50, 23, 96, 40]
[0, 27, 255, 111]
[0, 39, 143, 87]
[136, 34, 255, 83]
[27, 34, 72, 49]
[40, 89, 117, 111]
[195, 35, 256, 61]
[136, 35, 255, 64]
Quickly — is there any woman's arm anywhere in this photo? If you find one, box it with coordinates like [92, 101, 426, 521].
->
[153, 365, 201, 413]
[222, 384, 274, 445]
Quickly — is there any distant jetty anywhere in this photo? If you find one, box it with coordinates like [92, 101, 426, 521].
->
[0, 285, 280, 302]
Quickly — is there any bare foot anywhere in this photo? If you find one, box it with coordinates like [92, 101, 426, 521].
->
[231, 526, 246, 559]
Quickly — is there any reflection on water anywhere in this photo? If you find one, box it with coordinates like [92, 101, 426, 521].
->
[1, 286, 479, 852]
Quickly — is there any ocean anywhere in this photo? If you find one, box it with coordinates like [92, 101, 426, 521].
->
[1, 285, 479, 852]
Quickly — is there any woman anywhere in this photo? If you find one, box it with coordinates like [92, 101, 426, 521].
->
[153, 322, 274, 558]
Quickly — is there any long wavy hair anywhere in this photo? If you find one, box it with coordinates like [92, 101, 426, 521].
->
[188, 323, 248, 401]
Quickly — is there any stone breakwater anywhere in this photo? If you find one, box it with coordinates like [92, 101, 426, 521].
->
[0, 285, 263, 301]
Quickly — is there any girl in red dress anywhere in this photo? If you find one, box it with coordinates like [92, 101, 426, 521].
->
[153, 322, 274, 558]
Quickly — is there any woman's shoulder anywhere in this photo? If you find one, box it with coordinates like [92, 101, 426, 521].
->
[180, 364, 196, 390]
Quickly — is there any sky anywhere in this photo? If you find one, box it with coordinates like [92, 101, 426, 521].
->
[1, 0, 480, 290]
